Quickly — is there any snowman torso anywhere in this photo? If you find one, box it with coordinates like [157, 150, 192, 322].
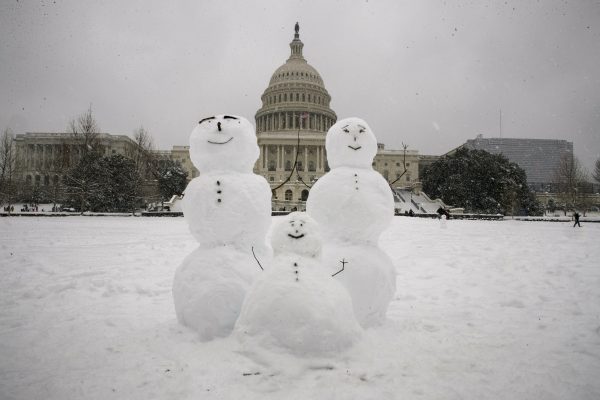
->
[183, 171, 272, 250]
[307, 166, 394, 244]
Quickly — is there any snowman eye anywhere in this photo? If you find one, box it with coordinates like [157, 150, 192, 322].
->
[343, 129, 349, 133]
[199, 116, 215, 124]
[359, 129, 365, 133]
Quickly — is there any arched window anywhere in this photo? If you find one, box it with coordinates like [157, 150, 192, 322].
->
[284, 93, 287, 101]
[285, 160, 292, 171]
[301, 189, 309, 201]
[308, 161, 315, 172]
[296, 93, 299, 101]
[302, 93, 305, 102]
[278, 94, 281, 102]
[285, 189, 293, 201]
[268, 160, 276, 171]
[297, 161, 303, 171]
[44, 175, 50, 186]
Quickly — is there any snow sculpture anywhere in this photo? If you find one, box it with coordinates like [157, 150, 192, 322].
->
[235, 212, 362, 356]
[306, 117, 396, 327]
[173, 114, 272, 341]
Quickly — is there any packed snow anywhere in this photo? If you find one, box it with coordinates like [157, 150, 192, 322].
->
[174, 114, 272, 341]
[307, 117, 396, 327]
[235, 212, 362, 356]
[1, 216, 600, 399]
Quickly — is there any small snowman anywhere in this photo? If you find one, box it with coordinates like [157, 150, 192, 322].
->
[306, 117, 396, 327]
[173, 114, 272, 341]
[235, 212, 362, 356]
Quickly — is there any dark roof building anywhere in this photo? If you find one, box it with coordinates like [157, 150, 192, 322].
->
[462, 135, 573, 191]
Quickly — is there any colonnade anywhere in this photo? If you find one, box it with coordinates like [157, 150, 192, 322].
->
[257, 112, 334, 132]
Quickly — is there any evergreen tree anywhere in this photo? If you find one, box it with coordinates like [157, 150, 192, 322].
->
[63, 154, 141, 212]
[155, 159, 188, 203]
[422, 148, 542, 215]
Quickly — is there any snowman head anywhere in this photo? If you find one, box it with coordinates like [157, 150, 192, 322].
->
[271, 212, 322, 258]
[189, 114, 258, 173]
[325, 117, 377, 169]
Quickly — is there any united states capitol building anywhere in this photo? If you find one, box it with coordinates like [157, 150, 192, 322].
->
[252, 24, 418, 210]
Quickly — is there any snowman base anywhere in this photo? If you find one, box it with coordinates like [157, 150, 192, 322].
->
[173, 246, 259, 341]
[235, 255, 362, 356]
[323, 243, 396, 328]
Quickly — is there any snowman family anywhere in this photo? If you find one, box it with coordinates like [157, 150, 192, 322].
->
[172, 114, 396, 355]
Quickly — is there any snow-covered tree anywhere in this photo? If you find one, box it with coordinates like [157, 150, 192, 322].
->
[422, 148, 541, 215]
[593, 157, 600, 184]
[63, 154, 140, 213]
[0, 128, 18, 208]
[155, 159, 188, 203]
[553, 154, 589, 214]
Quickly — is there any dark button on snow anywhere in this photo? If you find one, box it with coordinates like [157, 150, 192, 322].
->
[217, 190, 222, 194]
[293, 262, 298, 266]
[217, 199, 222, 203]
[216, 181, 221, 185]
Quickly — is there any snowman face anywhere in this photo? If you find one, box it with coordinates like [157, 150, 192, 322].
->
[325, 117, 378, 169]
[189, 114, 259, 173]
[271, 212, 322, 258]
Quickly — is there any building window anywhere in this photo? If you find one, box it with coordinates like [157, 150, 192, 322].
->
[268, 161, 276, 171]
[308, 161, 315, 171]
[44, 175, 50, 186]
[396, 162, 400, 166]
[269, 176, 274, 182]
[297, 161, 303, 171]
[296, 93, 299, 101]
[301, 189, 309, 201]
[285, 189, 293, 201]
[285, 160, 292, 171]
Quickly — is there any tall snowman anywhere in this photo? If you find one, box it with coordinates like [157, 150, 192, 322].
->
[235, 212, 362, 356]
[173, 114, 272, 341]
[306, 117, 396, 327]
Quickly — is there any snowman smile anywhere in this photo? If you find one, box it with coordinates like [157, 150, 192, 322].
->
[207, 137, 233, 145]
[288, 233, 305, 239]
[348, 145, 362, 151]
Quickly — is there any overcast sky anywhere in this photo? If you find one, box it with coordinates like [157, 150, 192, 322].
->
[1, 0, 599, 171]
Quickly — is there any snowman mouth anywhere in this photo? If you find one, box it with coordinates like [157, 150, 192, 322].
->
[288, 233, 305, 239]
[348, 145, 362, 151]
[208, 137, 233, 145]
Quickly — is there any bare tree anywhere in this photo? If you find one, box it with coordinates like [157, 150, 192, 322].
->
[553, 154, 588, 214]
[68, 105, 101, 156]
[0, 128, 18, 210]
[593, 157, 600, 184]
[127, 126, 157, 212]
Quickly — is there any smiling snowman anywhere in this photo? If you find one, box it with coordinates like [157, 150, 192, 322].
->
[235, 212, 362, 356]
[306, 117, 396, 328]
[173, 114, 272, 341]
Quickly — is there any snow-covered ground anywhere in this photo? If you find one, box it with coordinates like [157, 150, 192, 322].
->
[1, 216, 599, 400]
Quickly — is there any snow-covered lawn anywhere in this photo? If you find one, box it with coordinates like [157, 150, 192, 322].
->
[1, 216, 599, 399]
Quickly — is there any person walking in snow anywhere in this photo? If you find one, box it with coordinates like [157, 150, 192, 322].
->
[573, 211, 581, 227]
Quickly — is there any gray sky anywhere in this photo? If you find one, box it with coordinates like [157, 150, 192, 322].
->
[1, 0, 599, 172]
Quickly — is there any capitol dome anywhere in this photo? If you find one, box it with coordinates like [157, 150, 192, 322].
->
[255, 23, 336, 134]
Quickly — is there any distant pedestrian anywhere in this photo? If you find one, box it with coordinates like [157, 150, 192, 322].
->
[573, 211, 581, 227]
[408, 209, 414, 217]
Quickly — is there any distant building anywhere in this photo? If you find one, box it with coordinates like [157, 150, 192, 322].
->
[153, 145, 199, 180]
[460, 135, 574, 192]
[14, 132, 139, 188]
